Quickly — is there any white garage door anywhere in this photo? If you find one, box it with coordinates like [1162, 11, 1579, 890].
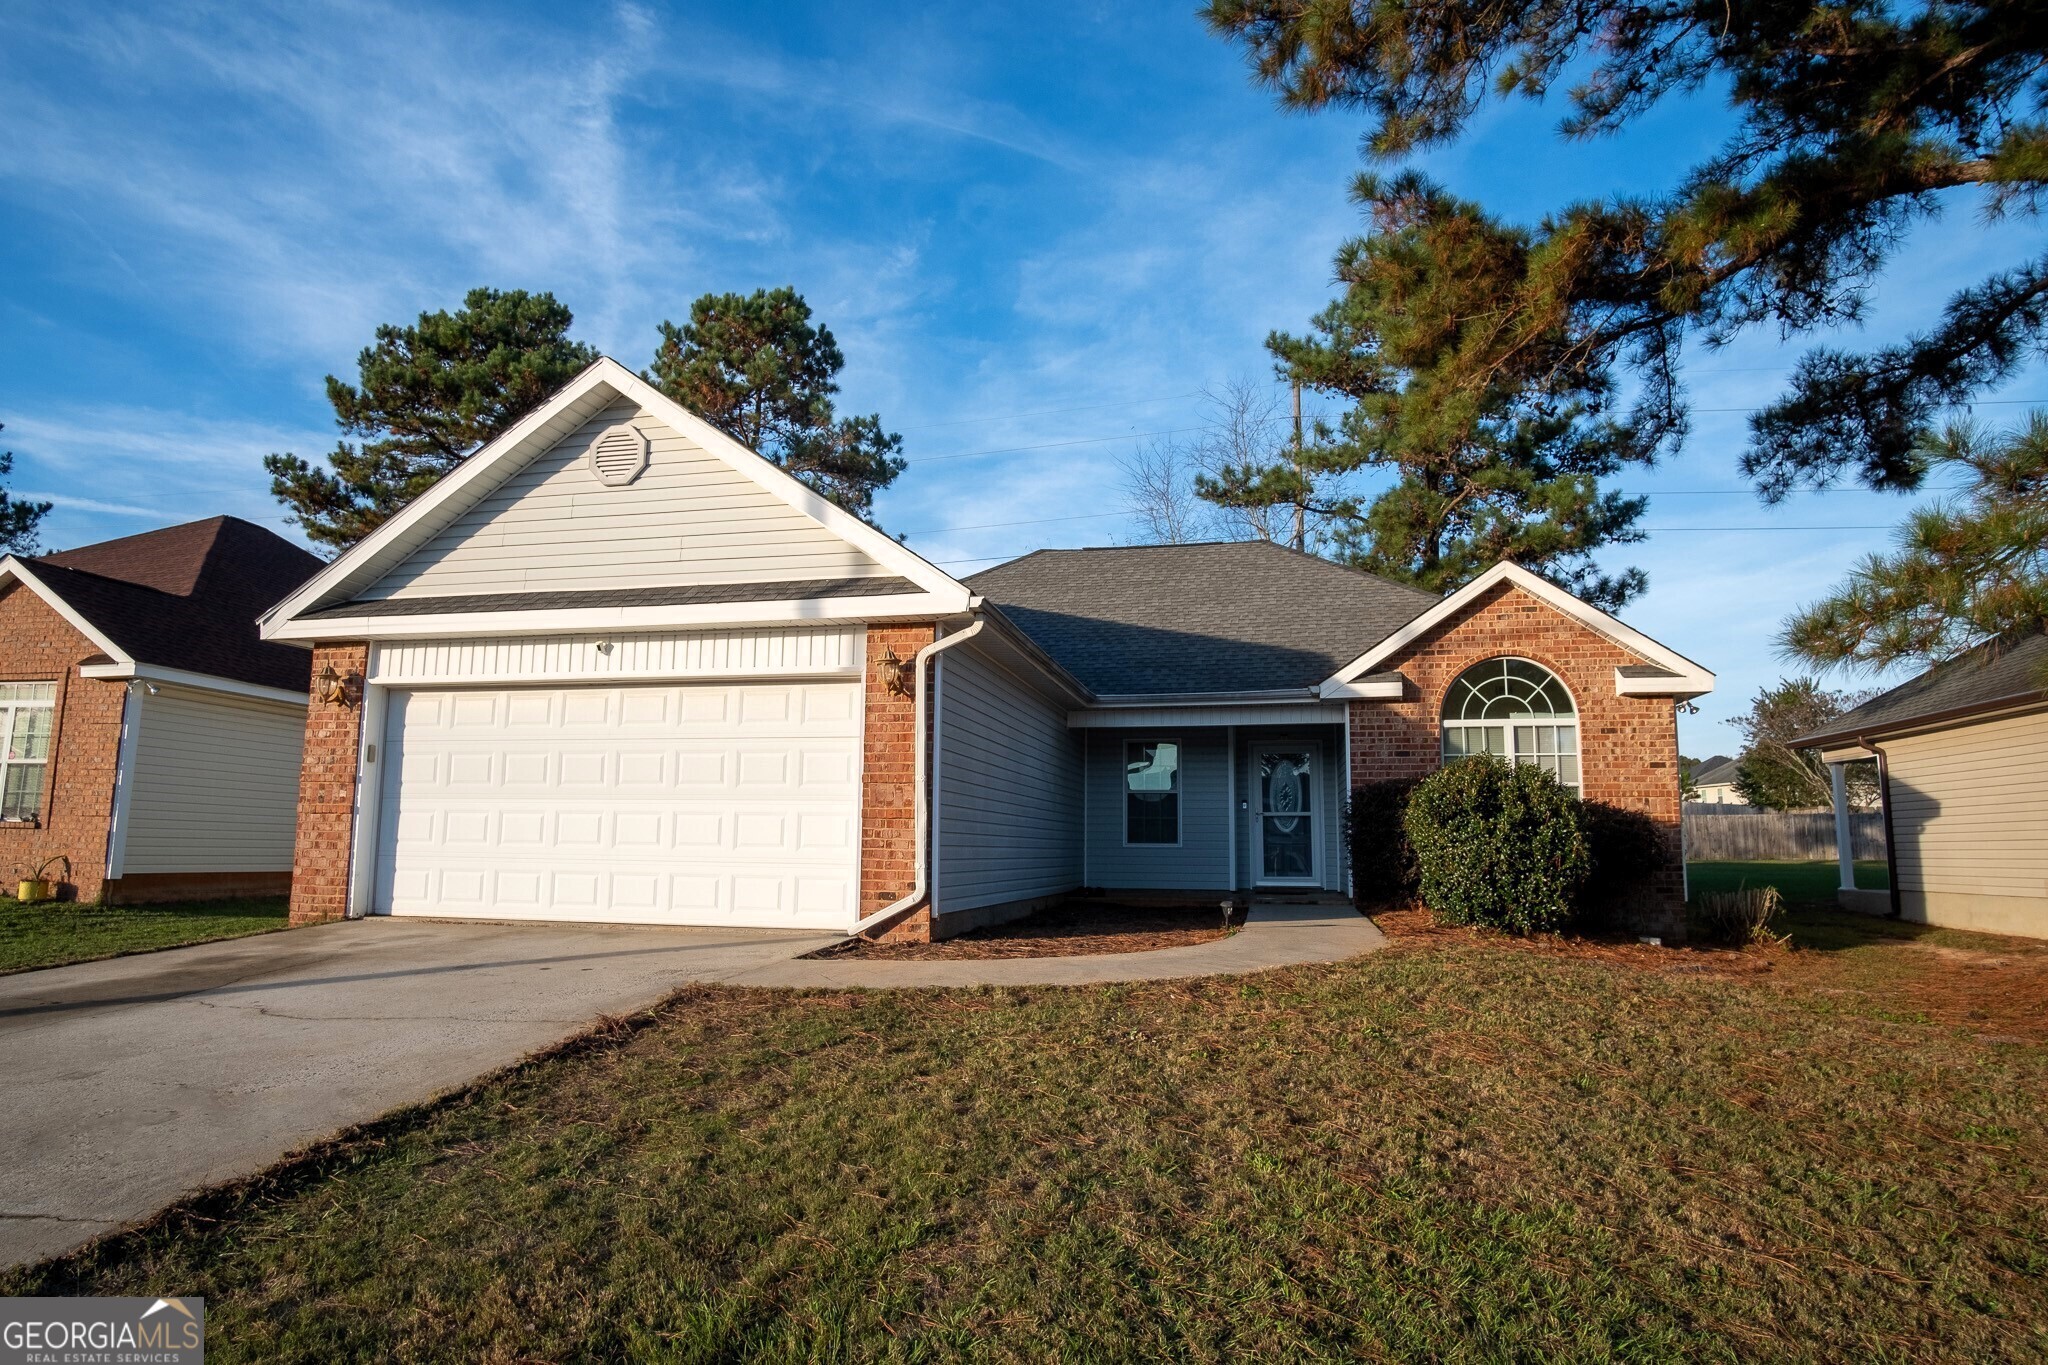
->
[374, 682, 861, 927]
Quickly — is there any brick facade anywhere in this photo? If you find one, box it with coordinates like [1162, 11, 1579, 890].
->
[860, 622, 937, 942]
[286, 642, 367, 926]
[1347, 581, 1685, 930]
[0, 583, 126, 902]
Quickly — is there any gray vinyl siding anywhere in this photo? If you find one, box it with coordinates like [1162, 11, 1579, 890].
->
[1082, 728, 1233, 890]
[120, 688, 306, 874]
[933, 642, 1083, 914]
[364, 400, 891, 600]
[1884, 709, 2048, 905]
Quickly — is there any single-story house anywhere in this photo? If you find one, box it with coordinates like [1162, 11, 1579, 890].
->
[1795, 631, 2047, 938]
[258, 358, 1715, 939]
[1686, 754, 1746, 806]
[0, 517, 321, 902]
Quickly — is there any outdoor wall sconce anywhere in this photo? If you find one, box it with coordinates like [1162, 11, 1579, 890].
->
[315, 662, 363, 708]
[877, 646, 911, 697]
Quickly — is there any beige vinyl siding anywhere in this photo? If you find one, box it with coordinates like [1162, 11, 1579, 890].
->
[370, 626, 864, 686]
[1883, 709, 2048, 918]
[120, 687, 306, 874]
[363, 400, 890, 600]
[933, 642, 1084, 914]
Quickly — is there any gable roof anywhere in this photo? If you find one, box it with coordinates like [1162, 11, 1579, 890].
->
[262, 358, 972, 639]
[967, 541, 1440, 695]
[1691, 755, 1741, 787]
[4, 517, 321, 693]
[1321, 561, 1714, 700]
[1794, 630, 2048, 748]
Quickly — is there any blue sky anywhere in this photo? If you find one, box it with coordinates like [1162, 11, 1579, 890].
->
[4, 1, 2042, 755]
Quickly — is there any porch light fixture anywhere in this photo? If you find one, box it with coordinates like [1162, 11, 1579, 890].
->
[315, 662, 362, 708]
[877, 646, 911, 697]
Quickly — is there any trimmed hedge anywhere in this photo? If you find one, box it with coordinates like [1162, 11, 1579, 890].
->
[1402, 757, 1589, 934]
[1346, 779, 1420, 907]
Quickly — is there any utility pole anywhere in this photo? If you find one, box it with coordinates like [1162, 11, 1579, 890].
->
[1291, 380, 1305, 551]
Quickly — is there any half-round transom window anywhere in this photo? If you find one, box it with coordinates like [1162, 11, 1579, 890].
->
[1441, 657, 1580, 791]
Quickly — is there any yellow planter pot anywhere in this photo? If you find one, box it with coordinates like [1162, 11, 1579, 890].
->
[16, 879, 50, 903]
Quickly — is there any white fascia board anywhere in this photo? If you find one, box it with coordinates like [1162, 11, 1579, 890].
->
[0, 558, 132, 664]
[75, 662, 308, 707]
[1087, 688, 1319, 708]
[1613, 664, 1716, 699]
[1321, 562, 1715, 697]
[261, 358, 972, 637]
[266, 591, 970, 643]
[1320, 673, 1405, 701]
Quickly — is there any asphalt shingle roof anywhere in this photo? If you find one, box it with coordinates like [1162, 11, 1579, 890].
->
[967, 541, 1441, 695]
[1794, 630, 2048, 746]
[24, 517, 322, 693]
[1691, 755, 1741, 786]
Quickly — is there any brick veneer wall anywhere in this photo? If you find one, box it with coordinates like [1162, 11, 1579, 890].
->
[286, 641, 367, 926]
[0, 583, 126, 901]
[861, 622, 937, 942]
[1347, 581, 1685, 930]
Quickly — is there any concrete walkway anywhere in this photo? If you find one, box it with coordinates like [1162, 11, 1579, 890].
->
[719, 901, 1387, 989]
[0, 902, 1380, 1269]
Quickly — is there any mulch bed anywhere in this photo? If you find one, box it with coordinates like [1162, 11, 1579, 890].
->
[818, 900, 1246, 960]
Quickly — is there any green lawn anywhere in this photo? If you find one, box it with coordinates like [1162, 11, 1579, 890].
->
[0, 896, 290, 974]
[1689, 858, 1889, 905]
[10, 914, 2046, 1361]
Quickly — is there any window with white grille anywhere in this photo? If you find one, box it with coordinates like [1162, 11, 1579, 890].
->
[0, 682, 57, 821]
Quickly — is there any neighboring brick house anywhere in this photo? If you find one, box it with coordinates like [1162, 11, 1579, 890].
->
[0, 517, 320, 903]
[257, 357, 1712, 943]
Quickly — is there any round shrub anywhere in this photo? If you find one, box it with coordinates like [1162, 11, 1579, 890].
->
[1403, 756, 1590, 934]
[1575, 800, 1670, 925]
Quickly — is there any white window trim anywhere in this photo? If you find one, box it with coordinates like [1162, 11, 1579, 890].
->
[1438, 657, 1582, 793]
[0, 682, 58, 824]
[1122, 736, 1183, 849]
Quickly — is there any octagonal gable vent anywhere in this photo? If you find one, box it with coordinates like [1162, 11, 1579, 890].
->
[588, 424, 649, 487]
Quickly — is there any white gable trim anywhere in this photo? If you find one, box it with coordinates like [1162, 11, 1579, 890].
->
[266, 590, 973, 642]
[1318, 562, 1714, 699]
[74, 662, 309, 707]
[0, 557, 132, 663]
[261, 357, 972, 637]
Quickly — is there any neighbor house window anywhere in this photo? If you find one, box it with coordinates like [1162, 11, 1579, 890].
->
[1125, 740, 1181, 845]
[0, 682, 57, 822]
[1441, 658, 1580, 791]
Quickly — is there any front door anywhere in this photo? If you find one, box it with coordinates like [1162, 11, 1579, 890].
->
[1253, 745, 1318, 887]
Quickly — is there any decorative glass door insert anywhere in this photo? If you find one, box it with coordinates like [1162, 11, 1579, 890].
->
[1256, 747, 1316, 884]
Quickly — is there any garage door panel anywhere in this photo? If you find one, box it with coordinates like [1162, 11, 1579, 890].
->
[375, 682, 861, 928]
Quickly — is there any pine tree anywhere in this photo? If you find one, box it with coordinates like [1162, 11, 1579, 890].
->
[1207, 175, 1659, 609]
[1782, 416, 2048, 669]
[0, 424, 53, 557]
[265, 289, 597, 550]
[1204, 0, 2048, 501]
[647, 288, 904, 519]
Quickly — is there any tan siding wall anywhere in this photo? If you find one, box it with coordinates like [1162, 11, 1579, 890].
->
[1885, 710, 2048, 923]
[363, 400, 889, 599]
[121, 687, 306, 874]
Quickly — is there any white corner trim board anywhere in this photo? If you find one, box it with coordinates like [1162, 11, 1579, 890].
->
[261, 358, 974, 637]
[1319, 561, 1715, 700]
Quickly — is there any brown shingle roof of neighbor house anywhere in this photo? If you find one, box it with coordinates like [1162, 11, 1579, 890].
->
[967, 541, 1443, 695]
[23, 516, 323, 693]
[1793, 630, 2048, 748]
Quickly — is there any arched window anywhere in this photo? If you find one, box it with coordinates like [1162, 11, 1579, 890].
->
[1441, 658, 1580, 791]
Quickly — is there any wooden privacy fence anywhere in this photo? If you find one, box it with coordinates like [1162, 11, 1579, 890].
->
[1683, 809, 1886, 862]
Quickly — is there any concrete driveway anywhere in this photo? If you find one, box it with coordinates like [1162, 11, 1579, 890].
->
[0, 917, 832, 1268]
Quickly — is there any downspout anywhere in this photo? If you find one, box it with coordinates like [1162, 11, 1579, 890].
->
[847, 619, 986, 938]
[1857, 734, 1903, 919]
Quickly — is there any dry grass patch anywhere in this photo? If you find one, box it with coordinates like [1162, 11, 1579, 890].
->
[9, 913, 2047, 1361]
